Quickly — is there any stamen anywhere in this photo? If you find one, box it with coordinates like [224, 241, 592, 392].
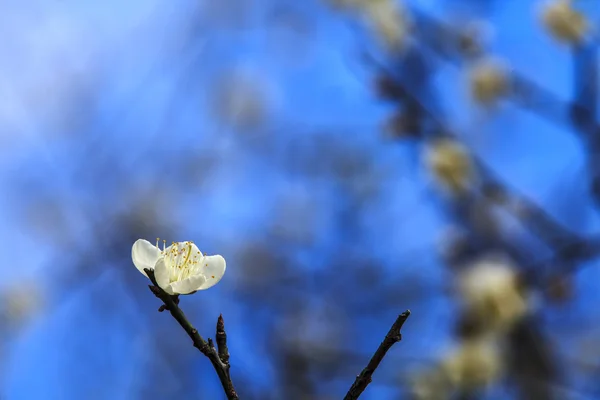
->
[182, 242, 192, 267]
[161, 240, 206, 282]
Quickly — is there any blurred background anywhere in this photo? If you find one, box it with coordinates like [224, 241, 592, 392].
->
[2, 0, 600, 399]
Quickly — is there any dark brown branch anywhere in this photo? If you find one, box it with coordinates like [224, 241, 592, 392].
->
[343, 310, 411, 400]
[144, 269, 239, 400]
[216, 314, 230, 365]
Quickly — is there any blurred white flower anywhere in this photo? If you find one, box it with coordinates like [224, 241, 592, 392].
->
[2, 281, 44, 329]
[410, 336, 502, 399]
[440, 336, 502, 392]
[410, 367, 452, 400]
[212, 66, 280, 131]
[131, 239, 226, 295]
[363, 0, 410, 51]
[458, 256, 528, 332]
[425, 138, 475, 195]
[541, 0, 589, 44]
[327, 0, 410, 51]
[468, 57, 509, 105]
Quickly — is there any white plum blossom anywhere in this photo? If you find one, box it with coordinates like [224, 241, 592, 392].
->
[440, 336, 502, 392]
[327, 0, 410, 52]
[458, 256, 528, 332]
[541, 0, 589, 45]
[409, 337, 502, 399]
[132, 238, 226, 295]
[425, 138, 475, 195]
[468, 57, 509, 105]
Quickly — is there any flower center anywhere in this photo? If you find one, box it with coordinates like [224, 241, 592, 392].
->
[156, 239, 203, 283]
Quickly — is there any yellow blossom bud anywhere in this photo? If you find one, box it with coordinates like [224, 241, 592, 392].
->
[425, 138, 474, 194]
[541, 0, 589, 45]
[468, 57, 509, 105]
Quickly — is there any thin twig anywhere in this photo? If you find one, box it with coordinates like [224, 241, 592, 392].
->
[343, 310, 411, 400]
[144, 269, 239, 400]
[216, 314, 230, 365]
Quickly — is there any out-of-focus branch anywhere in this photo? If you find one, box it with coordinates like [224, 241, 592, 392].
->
[410, 6, 600, 211]
[523, 235, 600, 285]
[144, 269, 239, 400]
[370, 51, 592, 257]
[571, 42, 600, 206]
[409, 6, 586, 128]
[343, 310, 411, 400]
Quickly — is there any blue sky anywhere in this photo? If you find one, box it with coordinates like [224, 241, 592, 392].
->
[2, 0, 600, 399]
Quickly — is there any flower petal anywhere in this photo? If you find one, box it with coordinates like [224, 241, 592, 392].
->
[197, 255, 226, 290]
[153, 258, 171, 290]
[169, 274, 206, 295]
[132, 239, 161, 277]
[162, 284, 175, 295]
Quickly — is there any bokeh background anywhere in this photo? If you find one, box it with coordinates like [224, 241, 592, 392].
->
[2, 0, 600, 399]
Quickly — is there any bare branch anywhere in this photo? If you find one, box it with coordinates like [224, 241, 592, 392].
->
[217, 314, 231, 365]
[343, 310, 411, 400]
[144, 269, 239, 400]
